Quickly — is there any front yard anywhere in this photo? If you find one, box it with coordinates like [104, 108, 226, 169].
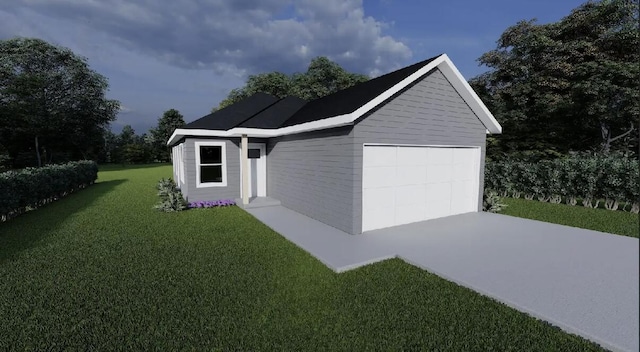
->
[0, 165, 605, 350]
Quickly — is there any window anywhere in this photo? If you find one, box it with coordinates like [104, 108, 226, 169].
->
[178, 144, 185, 184]
[195, 141, 227, 187]
[248, 148, 261, 159]
[172, 144, 186, 185]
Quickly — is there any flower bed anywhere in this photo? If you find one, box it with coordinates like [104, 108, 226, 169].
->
[188, 199, 236, 208]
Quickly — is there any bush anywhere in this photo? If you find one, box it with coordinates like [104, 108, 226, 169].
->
[482, 190, 507, 213]
[154, 178, 187, 212]
[485, 153, 639, 212]
[0, 160, 98, 221]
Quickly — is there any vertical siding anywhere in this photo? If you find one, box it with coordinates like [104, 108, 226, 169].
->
[184, 137, 242, 201]
[352, 68, 487, 234]
[267, 126, 356, 234]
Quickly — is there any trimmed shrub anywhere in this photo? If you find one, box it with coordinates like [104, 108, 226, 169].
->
[485, 153, 639, 212]
[0, 160, 98, 221]
[154, 178, 188, 212]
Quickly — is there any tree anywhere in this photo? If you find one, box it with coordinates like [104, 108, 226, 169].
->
[149, 109, 185, 161]
[109, 125, 154, 164]
[215, 57, 369, 110]
[290, 57, 369, 100]
[0, 37, 120, 167]
[119, 125, 136, 146]
[100, 129, 119, 163]
[471, 0, 639, 159]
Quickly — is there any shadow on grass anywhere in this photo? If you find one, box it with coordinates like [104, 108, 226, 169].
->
[0, 179, 126, 262]
[98, 163, 170, 172]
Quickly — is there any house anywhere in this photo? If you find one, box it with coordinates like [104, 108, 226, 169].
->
[167, 54, 502, 234]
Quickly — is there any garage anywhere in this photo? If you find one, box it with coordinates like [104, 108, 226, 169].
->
[362, 145, 481, 232]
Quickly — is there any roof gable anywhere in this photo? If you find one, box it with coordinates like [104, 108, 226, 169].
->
[281, 56, 440, 127]
[168, 54, 502, 145]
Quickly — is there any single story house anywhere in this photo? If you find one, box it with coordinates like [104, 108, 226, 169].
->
[167, 54, 502, 234]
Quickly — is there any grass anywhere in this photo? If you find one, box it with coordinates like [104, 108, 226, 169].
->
[0, 165, 606, 351]
[501, 197, 639, 238]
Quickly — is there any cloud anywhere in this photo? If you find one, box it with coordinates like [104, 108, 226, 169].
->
[5, 0, 412, 76]
[118, 105, 133, 114]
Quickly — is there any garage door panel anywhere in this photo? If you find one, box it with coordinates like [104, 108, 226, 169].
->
[363, 187, 395, 211]
[453, 148, 476, 164]
[396, 165, 427, 186]
[426, 182, 452, 221]
[451, 197, 475, 215]
[397, 147, 428, 166]
[395, 184, 427, 206]
[451, 180, 476, 215]
[363, 146, 396, 167]
[363, 166, 396, 188]
[426, 164, 453, 183]
[362, 206, 396, 232]
[427, 147, 453, 164]
[451, 199, 475, 215]
[396, 204, 427, 225]
[452, 162, 475, 181]
[451, 180, 474, 198]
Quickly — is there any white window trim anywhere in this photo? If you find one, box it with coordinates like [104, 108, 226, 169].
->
[179, 144, 185, 185]
[172, 146, 176, 180]
[195, 141, 228, 188]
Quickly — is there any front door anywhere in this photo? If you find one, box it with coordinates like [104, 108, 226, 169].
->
[245, 143, 266, 197]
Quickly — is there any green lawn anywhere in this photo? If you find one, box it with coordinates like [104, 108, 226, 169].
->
[0, 165, 605, 351]
[501, 197, 639, 238]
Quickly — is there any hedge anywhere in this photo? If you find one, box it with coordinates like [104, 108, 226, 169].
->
[485, 154, 639, 213]
[0, 160, 98, 221]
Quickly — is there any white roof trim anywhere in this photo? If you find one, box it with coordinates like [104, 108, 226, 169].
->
[167, 54, 501, 145]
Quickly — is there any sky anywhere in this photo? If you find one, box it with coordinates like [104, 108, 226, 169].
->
[0, 0, 587, 135]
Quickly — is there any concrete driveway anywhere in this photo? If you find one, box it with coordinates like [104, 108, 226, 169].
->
[246, 206, 639, 352]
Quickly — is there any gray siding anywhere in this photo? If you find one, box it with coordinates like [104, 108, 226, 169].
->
[266, 127, 356, 234]
[184, 137, 242, 202]
[352, 68, 487, 234]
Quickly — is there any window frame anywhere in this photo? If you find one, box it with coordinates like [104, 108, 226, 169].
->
[178, 143, 185, 185]
[195, 141, 227, 188]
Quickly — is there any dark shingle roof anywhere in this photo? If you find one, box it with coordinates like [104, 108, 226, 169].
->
[239, 96, 307, 129]
[183, 55, 441, 131]
[183, 92, 279, 130]
[280, 55, 440, 127]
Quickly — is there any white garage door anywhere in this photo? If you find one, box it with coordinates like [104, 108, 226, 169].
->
[362, 145, 480, 232]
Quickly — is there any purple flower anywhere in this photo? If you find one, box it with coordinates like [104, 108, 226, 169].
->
[188, 199, 236, 209]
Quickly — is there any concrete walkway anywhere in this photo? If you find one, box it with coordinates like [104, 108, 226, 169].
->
[246, 206, 639, 352]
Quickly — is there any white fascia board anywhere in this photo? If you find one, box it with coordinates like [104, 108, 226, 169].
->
[350, 55, 444, 120]
[167, 113, 354, 144]
[275, 113, 353, 135]
[438, 54, 502, 134]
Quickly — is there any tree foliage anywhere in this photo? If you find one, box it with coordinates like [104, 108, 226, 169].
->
[471, 0, 639, 159]
[215, 57, 369, 110]
[149, 109, 185, 161]
[0, 37, 120, 168]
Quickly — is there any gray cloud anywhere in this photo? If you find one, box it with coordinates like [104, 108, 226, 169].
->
[8, 0, 412, 76]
